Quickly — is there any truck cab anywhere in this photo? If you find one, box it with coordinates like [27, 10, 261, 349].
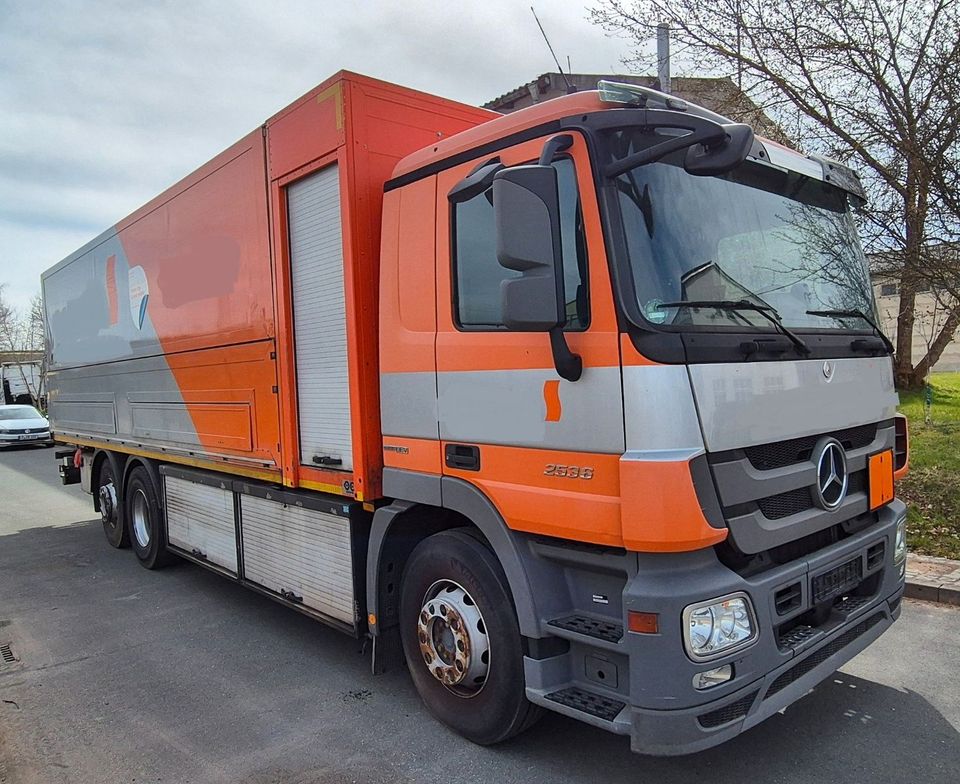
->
[375, 82, 907, 754]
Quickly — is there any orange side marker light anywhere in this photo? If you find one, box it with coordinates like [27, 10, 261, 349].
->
[627, 611, 659, 634]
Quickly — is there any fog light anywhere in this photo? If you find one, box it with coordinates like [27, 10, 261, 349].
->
[693, 664, 733, 690]
[683, 593, 757, 661]
[894, 518, 907, 564]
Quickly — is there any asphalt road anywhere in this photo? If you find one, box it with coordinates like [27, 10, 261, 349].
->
[1, 445, 959, 784]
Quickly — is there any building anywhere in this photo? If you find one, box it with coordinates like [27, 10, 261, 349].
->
[485, 72, 791, 145]
[873, 277, 960, 373]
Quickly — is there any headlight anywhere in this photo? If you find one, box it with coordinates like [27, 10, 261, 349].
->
[683, 593, 758, 661]
[894, 518, 907, 564]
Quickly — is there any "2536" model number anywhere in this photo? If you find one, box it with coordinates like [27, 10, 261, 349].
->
[544, 464, 594, 479]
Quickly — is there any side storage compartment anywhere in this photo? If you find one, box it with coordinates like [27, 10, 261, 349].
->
[239, 488, 357, 629]
[162, 466, 238, 576]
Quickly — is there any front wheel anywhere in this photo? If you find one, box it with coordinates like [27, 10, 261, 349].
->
[399, 529, 542, 745]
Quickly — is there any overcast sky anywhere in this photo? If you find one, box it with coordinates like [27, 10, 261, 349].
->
[0, 0, 655, 314]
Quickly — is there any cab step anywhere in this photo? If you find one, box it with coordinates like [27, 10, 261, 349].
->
[547, 614, 623, 645]
[544, 686, 626, 722]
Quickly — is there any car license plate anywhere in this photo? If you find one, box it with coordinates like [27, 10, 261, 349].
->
[18, 434, 40, 440]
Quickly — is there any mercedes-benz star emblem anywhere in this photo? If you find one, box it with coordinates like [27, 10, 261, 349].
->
[813, 437, 848, 510]
[822, 360, 835, 381]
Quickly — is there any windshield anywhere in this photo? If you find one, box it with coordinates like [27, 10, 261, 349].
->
[610, 129, 874, 331]
[0, 406, 43, 420]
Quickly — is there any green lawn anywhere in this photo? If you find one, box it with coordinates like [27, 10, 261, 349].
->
[897, 373, 960, 559]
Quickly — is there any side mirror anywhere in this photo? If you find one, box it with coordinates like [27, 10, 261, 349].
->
[493, 165, 565, 331]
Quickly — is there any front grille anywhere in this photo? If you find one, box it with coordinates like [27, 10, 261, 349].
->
[765, 612, 885, 699]
[744, 423, 878, 470]
[754, 471, 866, 522]
[697, 691, 758, 729]
[3, 427, 46, 435]
[757, 488, 812, 520]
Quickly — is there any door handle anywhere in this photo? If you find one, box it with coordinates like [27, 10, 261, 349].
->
[445, 444, 480, 471]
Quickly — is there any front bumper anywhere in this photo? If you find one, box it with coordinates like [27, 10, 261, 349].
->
[0, 430, 52, 444]
[624, 501, 906, 755]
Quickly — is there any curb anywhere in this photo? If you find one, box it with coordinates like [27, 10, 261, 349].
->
[904, 553, 960, 607]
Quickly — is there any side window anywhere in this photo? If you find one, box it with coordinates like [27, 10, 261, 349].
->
[453, 157, 589, 330]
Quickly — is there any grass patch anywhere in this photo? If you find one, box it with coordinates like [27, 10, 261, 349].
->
[897, 373, 960, 559]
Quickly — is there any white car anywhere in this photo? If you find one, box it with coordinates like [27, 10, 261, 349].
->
[0, 404, 53, 447]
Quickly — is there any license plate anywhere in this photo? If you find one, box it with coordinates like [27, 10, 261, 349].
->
[17, 434, 41, 440]
[811, 557, 863, 603]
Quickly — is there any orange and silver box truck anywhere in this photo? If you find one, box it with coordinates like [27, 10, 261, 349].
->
[43, 71, 910, 755]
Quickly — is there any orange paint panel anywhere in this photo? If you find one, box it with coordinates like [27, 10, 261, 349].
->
[620, 333, 664, 367]
[620, 458, 728, 552]
[382, 436, 443, 474]
[164, 341, 280, 466]
[869, 450, 895, 510]
[379, 177, 438, 375]
[118, 130, 275, 357]
[267, 81, 345, 179]
[443, 443, 623, 546]
[543, 380, 561, 422]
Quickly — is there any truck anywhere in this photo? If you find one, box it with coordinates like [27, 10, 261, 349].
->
[42, 71, 910, 756]
[1, 361, 43, 407]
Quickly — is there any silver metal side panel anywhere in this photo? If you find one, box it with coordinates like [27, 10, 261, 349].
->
[287, 163, 353, 470]
[164, 476, 237, 575]
[239, 495, 355, 625]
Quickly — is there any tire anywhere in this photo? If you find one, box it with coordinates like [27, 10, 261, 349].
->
[399, 529, 542, 745]
[96, 455, 128, 549]
[125, 465, 173, 570]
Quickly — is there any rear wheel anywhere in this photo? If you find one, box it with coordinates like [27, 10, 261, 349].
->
[399, 529, 542, 745]
[97, 456, 128, 549]
[125, 465, 173, 570]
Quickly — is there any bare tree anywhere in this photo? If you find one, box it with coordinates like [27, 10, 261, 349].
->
[590, 0, 960, 388]
[0, 284, 19, 355]
[0, 285, 46, 407]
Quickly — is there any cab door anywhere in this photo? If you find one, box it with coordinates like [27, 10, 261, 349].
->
[435, 132, 625, 546]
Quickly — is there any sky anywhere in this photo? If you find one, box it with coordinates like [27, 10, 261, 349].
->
[0, 0, 652, 315]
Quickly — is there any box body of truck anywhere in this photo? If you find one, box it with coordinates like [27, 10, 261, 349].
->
[43, 72, 909, 756]
[43, 72, 492, 501]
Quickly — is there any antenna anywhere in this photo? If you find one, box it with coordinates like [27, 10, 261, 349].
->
[531, 6, 575, 94]
[657, 22, 671, 94]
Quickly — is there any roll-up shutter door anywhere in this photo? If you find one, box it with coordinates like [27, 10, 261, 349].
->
[287, 163, 353, 470]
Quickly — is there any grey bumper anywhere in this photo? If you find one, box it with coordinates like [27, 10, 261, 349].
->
[629, 584, 902, 755]
[623, 501, 906, 755]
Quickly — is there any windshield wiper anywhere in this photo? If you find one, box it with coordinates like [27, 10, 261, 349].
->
[658, 299, 811, 355]
[805, 309, 894, 354]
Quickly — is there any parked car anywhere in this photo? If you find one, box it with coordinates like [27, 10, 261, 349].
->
[0, 404, 53, 447]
